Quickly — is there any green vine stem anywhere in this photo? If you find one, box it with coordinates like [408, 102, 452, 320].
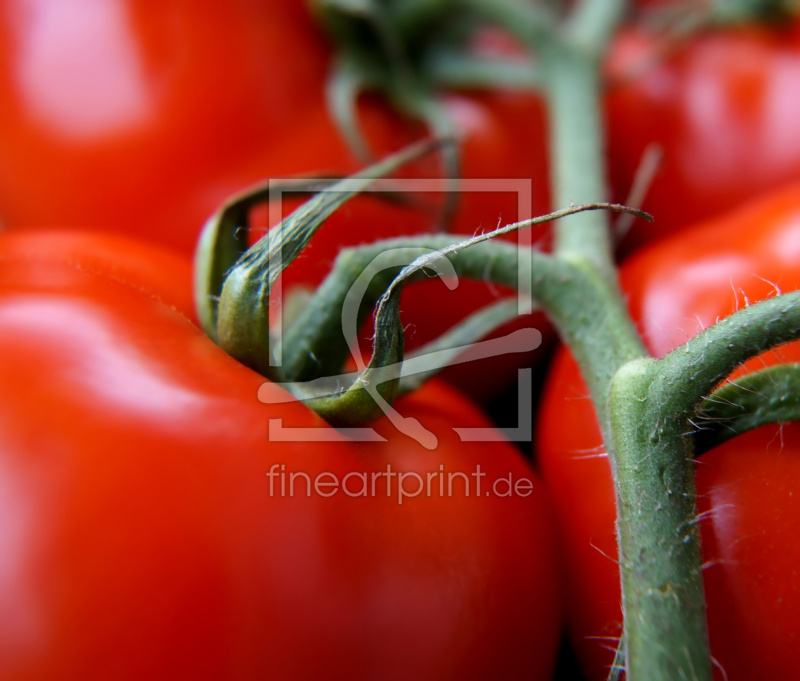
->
[606, 291, 800, 679]
[423, 49, 540, 90]
[541, 33, 616, 281]
[279, 204, 648, 393]
[533, 2, 708, 676]
[194, 0, 800, 678]
[695, 363, 800, 453]
[204, 202, 644, 431]
[565, 0, 627, 54]
[607, 357, 711, 680]
[650, 290, 800, 414]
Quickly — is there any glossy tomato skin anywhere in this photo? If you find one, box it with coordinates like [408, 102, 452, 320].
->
[0, 2, 549, 396]
[537, 183, 800, 680]
[0, 2, 548, 256]
[606, 19, 800, 250]
[0, 0, 333, 255]
[0, 231, 561, 680]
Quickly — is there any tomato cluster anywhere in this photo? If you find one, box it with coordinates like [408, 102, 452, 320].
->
[606, 13, 800, 250]
[2, 1, 800, 680]
[0, 0, 550, 393]
[0, 3, 559, 680]
[538, 184, 800, 680]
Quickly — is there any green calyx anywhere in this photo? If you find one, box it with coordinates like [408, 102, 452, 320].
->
[195, 132, 646, 431]
[310, 0, 539, 164]
[193, 138, 548, 433]
[194, 139, 445, 384]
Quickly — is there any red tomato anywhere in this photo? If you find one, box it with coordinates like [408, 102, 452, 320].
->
[0, 1, 332, 254]
[0, 2, 548, 396]
[537, 183, 800, 680]
[0, 2, 547, 255]
[0, 230, 562, 680]
[606, 18, 800, 250]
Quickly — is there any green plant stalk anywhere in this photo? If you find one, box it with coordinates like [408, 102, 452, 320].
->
[196, 0, 800, 676]
[695, 363, 800, 453]
[539, 4, 713, 677]
[654, 291, 800, 408]
[543, 39, 616, 282]
[608, 359, 710, 680]
[605, 292, 800, 678]
[566, 0, 627, 53]
[280, 203, 646, 390]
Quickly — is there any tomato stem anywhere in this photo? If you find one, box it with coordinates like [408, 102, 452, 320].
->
[423, 50, 540, 90]
[565, 0, 627, 53]
[541, 25, 616, 281]
[534, 1, 714, 678]
[602, 292, 800, 680]
[280, 204, 645, 387]
[600, 289, 800, 676]
[655, 290, 800, 409]
[608, 358, 712, 681]
[695, 363, 800, 453]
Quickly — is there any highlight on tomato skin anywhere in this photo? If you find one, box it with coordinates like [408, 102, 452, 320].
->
[0, 1, 331, 254]
[0, 1, 551, 400]
[0, 230, 563, 681]
[536, 183, 800, 680]
[0, 1, 548, 256]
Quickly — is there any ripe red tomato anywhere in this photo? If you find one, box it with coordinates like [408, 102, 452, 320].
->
[0, 2, 548, 396]
[0, 2, 547, 256]
[0, 1, 333, 254]
[537, 183, 800, 680]
[0, 230, 562, 680]
[606, 17, 800, 250]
